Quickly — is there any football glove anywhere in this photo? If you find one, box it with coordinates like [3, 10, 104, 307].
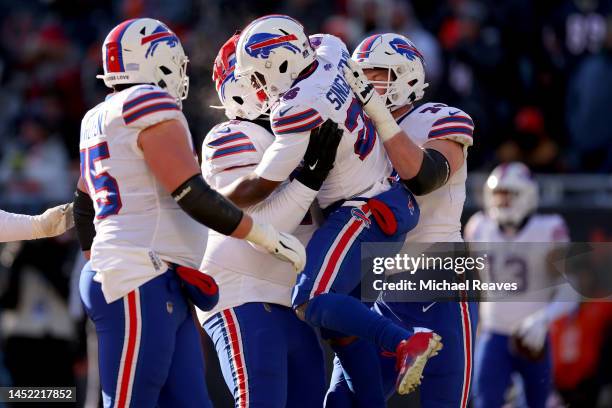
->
[246, 222, 306, 273]
[515, 309, 548, 354]
[295, 118, 343, 190]
[343, 59, 402, 142]
[32, 202, 74, 239]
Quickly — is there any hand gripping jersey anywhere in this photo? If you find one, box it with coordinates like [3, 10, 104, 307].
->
[399, 102, 474, 243]
[79, 84, 207, 303]
[256, 34, 393, 209]
[464, 212, 569, 335]
[198, 120, 318, 321]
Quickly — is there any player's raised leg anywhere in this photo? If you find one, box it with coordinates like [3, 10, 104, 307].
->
[292, 186, 442, 395]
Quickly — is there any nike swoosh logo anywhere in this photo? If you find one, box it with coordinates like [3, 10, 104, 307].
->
[448, 110, 460, 116]
[422, 302, 437, 313]
[308, 160, 318, 170]
[217, 127, 232, 133]
[279, 106, 294, 117]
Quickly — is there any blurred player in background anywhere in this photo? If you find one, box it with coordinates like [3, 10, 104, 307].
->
[329, 33, 476, 408]
[226, 14, 442, 395]
[0, 204, 73, 242]
[197, 34, 340, 408]
[464, 162, 578, 408]
[75, 18, 306, 408]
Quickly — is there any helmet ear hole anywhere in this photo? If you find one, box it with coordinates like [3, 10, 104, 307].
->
[232, 96, 244, 105]
[159, 65, 172, 75]
[279, 61, 288, 73]
[158, 79, 167, 88]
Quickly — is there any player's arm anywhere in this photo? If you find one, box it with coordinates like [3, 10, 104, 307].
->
[516, 216, 578, 353]
[138, 119, 305, 271]
[248, 120, 342, 231]
[220, 105, 320, 207]
[343, 59, 462, 195]
[0, 203, 73, 243]
[73, 177, 95, 260]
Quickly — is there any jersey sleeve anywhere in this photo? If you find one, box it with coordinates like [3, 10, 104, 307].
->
[427, 108, 474, 147]
[254, 103, 324, 182]
[248, 180, 318, 233]
[122, 85, 181, 130]
[549, 215, 570, 243]
[0, 209, 35, 242]
[463, 211, 484, 242]
[201, 123, 266, 189]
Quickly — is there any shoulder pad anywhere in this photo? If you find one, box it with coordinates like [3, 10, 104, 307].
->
[425, 104, 474, 146]
[270, 102, 323, 135]
[121, 85, 180, 127]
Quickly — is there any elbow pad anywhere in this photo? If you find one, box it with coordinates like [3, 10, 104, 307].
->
[172, 174, 243, 235]
[74, 189, 96, 251]
[402, 148, 450, 196]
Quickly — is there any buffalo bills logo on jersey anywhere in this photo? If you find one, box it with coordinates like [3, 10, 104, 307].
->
[141, 25, 179, 58]
[351, 208, 371, 228]
[245, 33, 300, 59]
[282, 87, 300, 100]
[407, 196, 415, 216]
[389, 38, 424, 63]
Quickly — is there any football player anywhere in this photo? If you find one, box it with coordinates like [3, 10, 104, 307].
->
[75, 18, 305, 408]
[464, 162, 578, 408]
[197, 34, 340, 408]
[330, 33, 477, 408]
[0, 204, 73, 242]
[227, 15, 442, 395]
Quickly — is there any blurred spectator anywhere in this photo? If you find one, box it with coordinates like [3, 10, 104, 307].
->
[566, 16, 612, 172]
[389, 1, 443, 90]
[0, 239, 78, 390]
[0, 113, 72, 208]
[550, 302, 612, 407]
[496, 106, 561, 172]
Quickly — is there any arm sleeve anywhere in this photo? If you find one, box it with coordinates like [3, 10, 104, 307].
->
[0, 210, 35, 242]
[247, 180, 318, 233]
[255, 105, 323, 181]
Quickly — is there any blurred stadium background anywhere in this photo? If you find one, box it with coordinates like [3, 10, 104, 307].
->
[0, 0, 611, 407]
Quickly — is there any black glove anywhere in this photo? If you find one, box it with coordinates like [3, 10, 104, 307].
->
[295, 119, 343, 190]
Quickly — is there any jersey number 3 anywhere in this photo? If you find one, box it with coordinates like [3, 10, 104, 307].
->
[80, 142, 122, 219]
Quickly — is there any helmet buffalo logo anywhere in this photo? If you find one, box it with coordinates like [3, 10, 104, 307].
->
[245, 33, 300, 59]
[389, 38, 424, 63]
[142, 25, 179, 59]
[351, 208, 371, 228]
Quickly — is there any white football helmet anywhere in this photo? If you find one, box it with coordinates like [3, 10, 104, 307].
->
[235, 15, 315, 109]
[352, 33, 428, 109]
[484, 162, 539, 227]
[97, 18, 189, 105]
[212, 34, 266, 120]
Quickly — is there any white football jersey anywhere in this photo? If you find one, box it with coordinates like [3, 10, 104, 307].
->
[464, 212, 569, 335]
[79, 84, 207, 303]
[256, 34, 393, 208]
[400, 102, 473, 243]
[198, 120, 318, 322]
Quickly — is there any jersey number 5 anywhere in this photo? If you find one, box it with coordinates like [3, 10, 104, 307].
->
[80, 142, 122, 219]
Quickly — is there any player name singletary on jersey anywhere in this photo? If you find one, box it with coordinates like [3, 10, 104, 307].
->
[398, 102, 474, 243]
[256, 34, 393, 209]
[79, 84, 206, 303]
[464, 212, 569, 335]
[198, 119, 318, 321]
